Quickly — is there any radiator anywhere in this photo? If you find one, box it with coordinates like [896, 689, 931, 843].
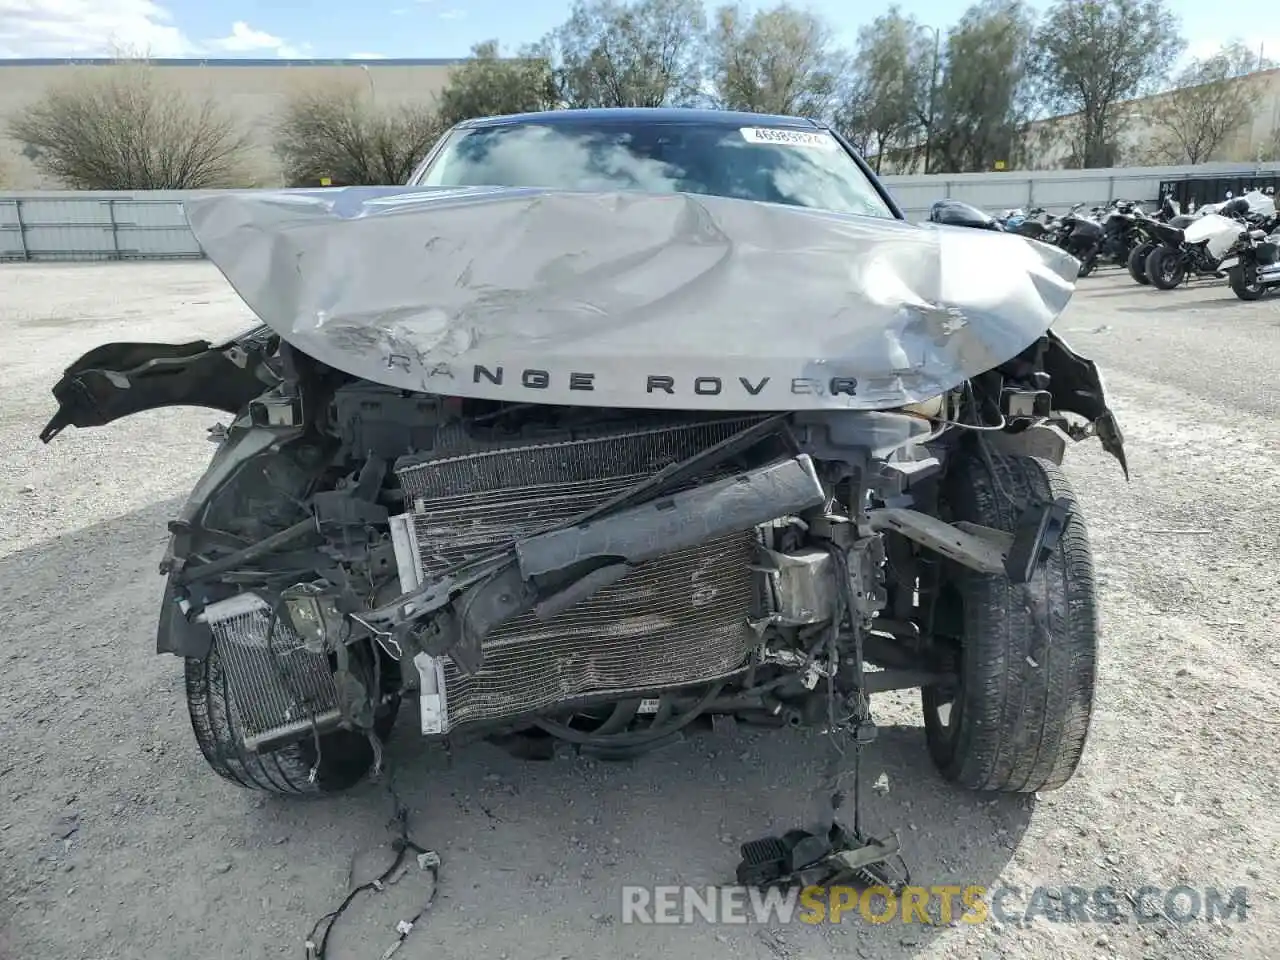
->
[392, 418, 766, 733]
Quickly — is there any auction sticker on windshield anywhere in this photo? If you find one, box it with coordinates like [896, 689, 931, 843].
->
[740, 127, 838, 149]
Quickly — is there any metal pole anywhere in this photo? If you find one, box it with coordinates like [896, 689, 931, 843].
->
[16, 199, 29, 262]
[923, 26, 941, 175]
[107, 198, 120, 260]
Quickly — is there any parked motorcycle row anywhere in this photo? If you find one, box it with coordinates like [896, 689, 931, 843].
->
[929, 188, 1280, 301]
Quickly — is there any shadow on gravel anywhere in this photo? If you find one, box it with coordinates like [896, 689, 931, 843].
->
[2, 500, 1031, 960]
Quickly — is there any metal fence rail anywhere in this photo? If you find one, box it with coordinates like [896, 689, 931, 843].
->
[5, 160, 1280, 262]
[0, 194, 205, 261]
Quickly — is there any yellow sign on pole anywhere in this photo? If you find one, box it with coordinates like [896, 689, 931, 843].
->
[994, 160, 1007, 171]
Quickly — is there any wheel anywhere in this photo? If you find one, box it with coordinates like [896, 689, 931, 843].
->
[184, 640, 399, 795]
[1076, 253, 1097, 278]
[921, 453, 1098, 793]
[1145, 245, 1185, 289]
[1228, 266, 1265, 300]
[1127, 242, 1154, 284]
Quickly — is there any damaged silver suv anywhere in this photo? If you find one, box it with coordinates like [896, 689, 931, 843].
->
[41, 109, 1123, 825]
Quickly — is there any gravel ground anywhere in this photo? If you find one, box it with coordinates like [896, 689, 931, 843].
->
[1, 262, 1277, 960]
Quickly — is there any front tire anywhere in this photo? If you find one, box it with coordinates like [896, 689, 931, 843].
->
[185, 642, 399, 795]
[1127, 242, 1154, 284]
[922, 453, 1098, 793]
[1146, 245, 1186, 289]
[1228, 266, 1266, 300]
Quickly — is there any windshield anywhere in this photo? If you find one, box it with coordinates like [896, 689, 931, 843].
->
[412, 120, 895, 219]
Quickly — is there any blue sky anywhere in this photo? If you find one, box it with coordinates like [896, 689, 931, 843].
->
[0, 0, 1270, 63]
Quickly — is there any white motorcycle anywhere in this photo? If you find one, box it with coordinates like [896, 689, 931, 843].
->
[1143, 198, 1259, 290]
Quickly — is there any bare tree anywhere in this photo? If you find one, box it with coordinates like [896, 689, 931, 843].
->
[7, 61, 251, 189]
[706, 3, 846, 118]
[1031, 0, 1184, 168]
[1143, 43, 1274, 164]
[273, 86, 444, 186]
[930, 0, 1038, 173]
[544, 0, 707, 108]
[436, 40, 559, 126]
[846, 7, 933, 173]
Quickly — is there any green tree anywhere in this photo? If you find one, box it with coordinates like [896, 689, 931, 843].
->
[845, 7, 933, 172]
[1032, 0, 1184, 168]
[436, 40, 559, 126]
[707, 3, 846, 117]
[930, 0, 1038, 173]
[545, 0, 707, 108]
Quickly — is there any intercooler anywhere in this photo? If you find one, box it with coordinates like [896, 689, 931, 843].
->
[389, 418, 767, 734]
[201, 592, 342, 751]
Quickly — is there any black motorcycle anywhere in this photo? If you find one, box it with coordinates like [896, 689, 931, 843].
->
[1010, 207, 1055, 240]
[1074, 200, 1151, 277]
[1126, 200, 1195, 285]
[928, 199, 1005, 231]
[1053, 205, 1106, 277]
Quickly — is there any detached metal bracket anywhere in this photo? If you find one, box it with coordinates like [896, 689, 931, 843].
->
[867, 508, 1010, 575]
[868, 499, 1071, 585]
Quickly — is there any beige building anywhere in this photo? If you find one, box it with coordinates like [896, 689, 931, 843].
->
[1025, 68, 1280, 169]
[0, 58, 463, 189]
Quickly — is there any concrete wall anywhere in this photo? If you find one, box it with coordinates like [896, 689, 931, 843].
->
[0, 59, 462, 190]
[9, 161, 1280, 261]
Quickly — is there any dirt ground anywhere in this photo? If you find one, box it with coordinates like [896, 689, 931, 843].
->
[0, 262, 1277, 960]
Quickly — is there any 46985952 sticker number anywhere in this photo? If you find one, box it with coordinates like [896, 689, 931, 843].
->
[739, 127, 838, 149]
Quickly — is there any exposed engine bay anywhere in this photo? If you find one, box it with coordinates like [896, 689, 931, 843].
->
[43, 320, 1124, 767]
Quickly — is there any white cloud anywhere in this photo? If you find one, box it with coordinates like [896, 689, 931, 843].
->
[208, 20, 309, 58]
[209, 21, 281, 52]
[0, 3, 313, 60]
[438, 8, 465, 19]
[0, 0, 194, 57]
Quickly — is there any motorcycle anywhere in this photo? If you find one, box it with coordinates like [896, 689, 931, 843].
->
[1144, 197, 1265, 290]
[928, 199, 1005, 231]
[1073, 200, 1148, 277]
[1216, 198, 1280, 300]
[1009, 207, 1055, 240]
[998, 208, 1027, 230]
[1053, 204, 1107, 276]
[1126, 198, 1194, 285]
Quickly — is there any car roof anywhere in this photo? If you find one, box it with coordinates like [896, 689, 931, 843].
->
[454, 107, 827, 131]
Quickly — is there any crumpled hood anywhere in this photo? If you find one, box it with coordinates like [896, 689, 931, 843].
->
[183, 185, 1080, 411]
